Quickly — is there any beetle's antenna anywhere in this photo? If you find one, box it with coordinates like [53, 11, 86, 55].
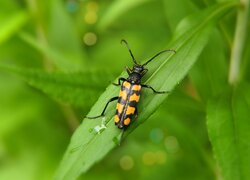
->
[121, 39, 139, 65]
[142, 49, 176, 66]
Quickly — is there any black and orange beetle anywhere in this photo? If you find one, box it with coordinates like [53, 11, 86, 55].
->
[87, 40, 175, 130]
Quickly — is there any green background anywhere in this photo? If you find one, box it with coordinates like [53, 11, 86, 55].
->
[0, 0, 249, 180]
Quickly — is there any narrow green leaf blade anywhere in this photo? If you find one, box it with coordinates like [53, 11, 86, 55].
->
[207, 83, 250, 180]
[189, 29, 228, 101]
[0, 64, 113, 108]
[232, 84, 250, 179]
[163, 0, 198, 31]
[48, 0, 87, 69]
[98, 0, 150, 31]
[55, 2, 237, 179]
[0, 11, 29, 44]
[19, 33, 82, 72]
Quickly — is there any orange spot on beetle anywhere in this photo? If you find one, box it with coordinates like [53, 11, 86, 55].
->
[116, 103, 124, 114]
[132, 84, 141, 91]
[115, 115, 120, 123]
[123, 81, 131, 89]
[124, 118, 131, 125]
[119, 90, 127, 101]
[129, 93, 140, 102]
[126, 106, 135, 115]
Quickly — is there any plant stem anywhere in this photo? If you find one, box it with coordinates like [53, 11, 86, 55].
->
[228, 0, 249, 85]
[26, 0, 80, 131]
[26, 0, 54, 71]
[60, 103, 80, 132]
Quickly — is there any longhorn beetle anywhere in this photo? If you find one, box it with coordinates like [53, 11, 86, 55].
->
[87, 40, 175, 131]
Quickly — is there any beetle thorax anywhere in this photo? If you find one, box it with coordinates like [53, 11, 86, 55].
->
[127, 64, 147, 83]
[133, 65, 144, 74]
[128, 72, 141, 84]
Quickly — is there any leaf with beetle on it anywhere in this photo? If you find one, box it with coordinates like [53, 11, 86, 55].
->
[55, 2, 238, 180]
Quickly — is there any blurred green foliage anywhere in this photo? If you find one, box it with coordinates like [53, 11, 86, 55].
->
[0, 0, 249, 180]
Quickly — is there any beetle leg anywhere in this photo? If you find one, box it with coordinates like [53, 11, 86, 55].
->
[141, 84, 169, 94]
[112, 77, 126, 86]
[86, 96, 119, 119]
[126, 66, 133, 74]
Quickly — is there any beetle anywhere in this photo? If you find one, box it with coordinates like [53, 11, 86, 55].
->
[86, 40, 175, 130]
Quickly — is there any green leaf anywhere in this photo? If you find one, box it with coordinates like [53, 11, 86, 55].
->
[18, 33, 84, 73]
[207, 83, 250, 180]
[19, 0, 86, 72]
[55, 2, 237, 179]
[48, 0, 87, 70]
[158, 91, 213, 168]
[189, 29, 228, 101]
[97, 0, 151, 31]
[0, 64, 114, 108]
[163, 0, 198, 32]
[0, 11, 29, 44]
